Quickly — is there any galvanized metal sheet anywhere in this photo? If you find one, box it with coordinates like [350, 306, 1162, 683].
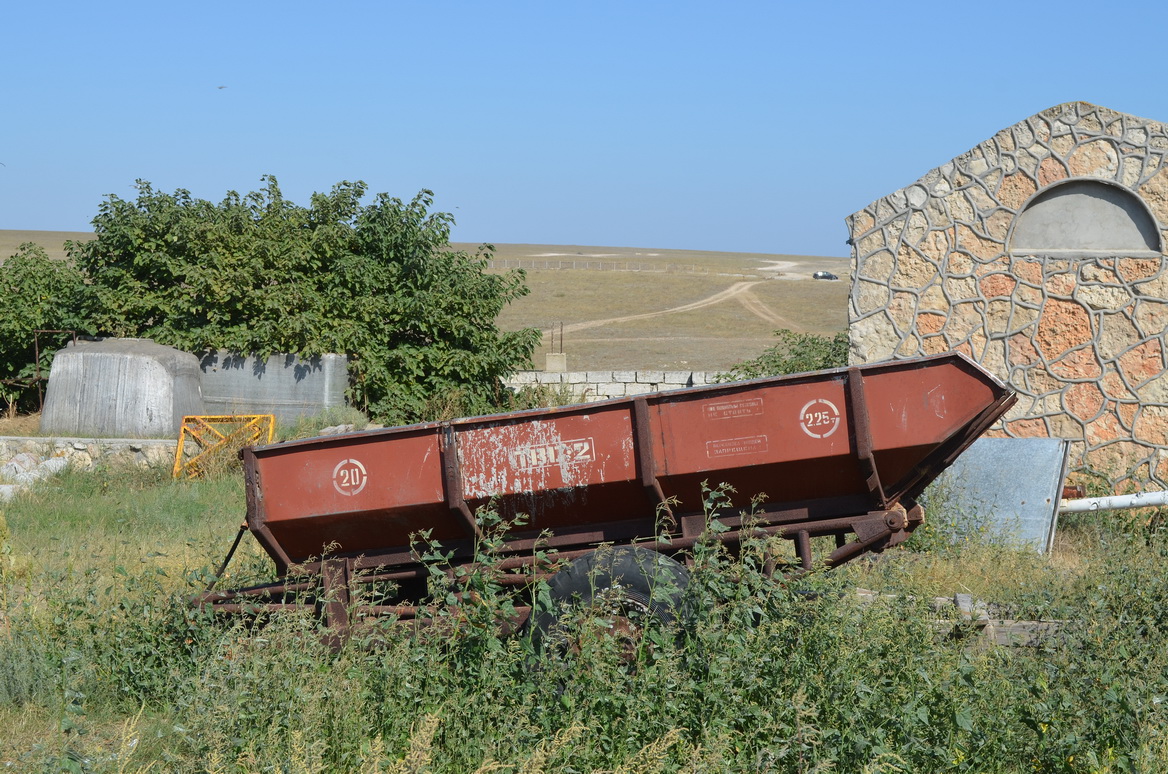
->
[926, 437, 1069, 553]
[200, 351, 348, 423]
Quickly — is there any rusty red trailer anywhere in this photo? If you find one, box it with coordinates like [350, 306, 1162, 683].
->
[198, 353, 1015, 636]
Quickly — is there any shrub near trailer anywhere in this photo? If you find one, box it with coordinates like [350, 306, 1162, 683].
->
[64, 177, 539, 425]
[718, 328, 848, 382]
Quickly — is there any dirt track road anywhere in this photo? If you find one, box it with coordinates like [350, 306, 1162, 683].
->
[548, 281, 792, 336]
[735, 286, 793, 328]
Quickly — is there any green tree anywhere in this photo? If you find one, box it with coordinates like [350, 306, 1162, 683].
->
[718, 328, 848, 382]
[0, 243, 87, 413]
[330, 189, 540, 422]
[65, 177, 539, 424]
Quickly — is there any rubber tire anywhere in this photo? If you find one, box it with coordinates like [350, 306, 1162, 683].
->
[530, 546, 690, 652]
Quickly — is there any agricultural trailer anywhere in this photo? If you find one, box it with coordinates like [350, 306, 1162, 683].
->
[196, 352, 1016, 641]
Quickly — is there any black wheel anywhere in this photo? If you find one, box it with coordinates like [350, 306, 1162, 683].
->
[530, 546, 690, 657]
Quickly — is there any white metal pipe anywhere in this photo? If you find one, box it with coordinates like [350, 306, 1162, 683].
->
[1059, 490, 1168, 513]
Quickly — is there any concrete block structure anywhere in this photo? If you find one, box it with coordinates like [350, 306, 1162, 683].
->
[41, 339, 204, 438]
[847, 102, 1168, 489]
[40, 341, 349, 437]
[199, 351, 348, 423]
[503, 370, 714, 402]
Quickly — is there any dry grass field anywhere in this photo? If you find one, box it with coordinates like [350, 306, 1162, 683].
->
[2, 231, 850, 372]
[0, 229, 91, 261]
[460, 242, 850, 371]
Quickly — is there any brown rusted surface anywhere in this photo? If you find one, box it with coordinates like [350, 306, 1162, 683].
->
[202, 353, 1015, 627]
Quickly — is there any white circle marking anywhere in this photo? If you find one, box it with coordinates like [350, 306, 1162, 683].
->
[799, 398, 841, 439]
[332, 458, 368, 496]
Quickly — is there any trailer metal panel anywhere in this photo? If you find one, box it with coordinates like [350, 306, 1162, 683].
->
[240, 353, 1013, 570]
[201, 352, 1016, 636]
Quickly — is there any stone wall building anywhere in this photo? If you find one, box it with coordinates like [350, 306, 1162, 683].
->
[847, 102, 1168, 489]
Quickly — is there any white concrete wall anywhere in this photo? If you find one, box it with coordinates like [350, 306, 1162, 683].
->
[504, 370, 716, 402]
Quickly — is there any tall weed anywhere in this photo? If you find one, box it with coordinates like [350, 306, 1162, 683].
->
[3, 468, 1168, 770]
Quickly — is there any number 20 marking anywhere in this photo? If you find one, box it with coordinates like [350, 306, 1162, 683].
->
[332, 458, 368, 496]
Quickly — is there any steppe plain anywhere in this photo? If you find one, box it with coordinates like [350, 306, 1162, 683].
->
[1, 230, 850, 372]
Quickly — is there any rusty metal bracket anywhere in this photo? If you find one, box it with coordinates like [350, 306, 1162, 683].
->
[204, 523, 248, 593]
[847, 367, 888, 509]
[320, 557, 352, 645]
[173, 414, 275, 478]
[794, 530, 813, 570]
[440, 425, 486, 542]
[632, 398, 675, 524]
[852, 512, 893, 542]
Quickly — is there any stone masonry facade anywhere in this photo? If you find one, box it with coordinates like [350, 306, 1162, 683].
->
[848, 102, 1168, 490]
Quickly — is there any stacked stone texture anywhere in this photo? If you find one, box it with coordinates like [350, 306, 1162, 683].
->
[0, 437, 178, 469]
[848, 102, 1168, 489]
[0, 437, 180, 501]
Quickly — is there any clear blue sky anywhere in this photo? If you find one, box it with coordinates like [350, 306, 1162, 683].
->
[4, 1, 1167, 257]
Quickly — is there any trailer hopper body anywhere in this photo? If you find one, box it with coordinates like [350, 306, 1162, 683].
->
[201, 353, 1015, 632]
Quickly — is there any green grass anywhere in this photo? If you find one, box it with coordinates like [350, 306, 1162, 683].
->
[275, 405, 374, 442]
[3, 464, 1168, 771]
[3, 465, 255, 578]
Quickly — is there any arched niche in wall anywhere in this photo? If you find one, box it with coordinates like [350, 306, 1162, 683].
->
[1008, 179, 1163, 256]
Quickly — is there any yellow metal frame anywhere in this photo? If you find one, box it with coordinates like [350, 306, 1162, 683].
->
[172, 414, 276, 479]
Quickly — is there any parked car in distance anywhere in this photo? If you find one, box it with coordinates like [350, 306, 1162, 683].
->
[813, 271, 839, 280]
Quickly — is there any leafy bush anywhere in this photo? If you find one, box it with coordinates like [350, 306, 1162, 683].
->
[0, 178, 540, 426]
[0, 243, 87, 414]
[718, 328, 848, 381]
